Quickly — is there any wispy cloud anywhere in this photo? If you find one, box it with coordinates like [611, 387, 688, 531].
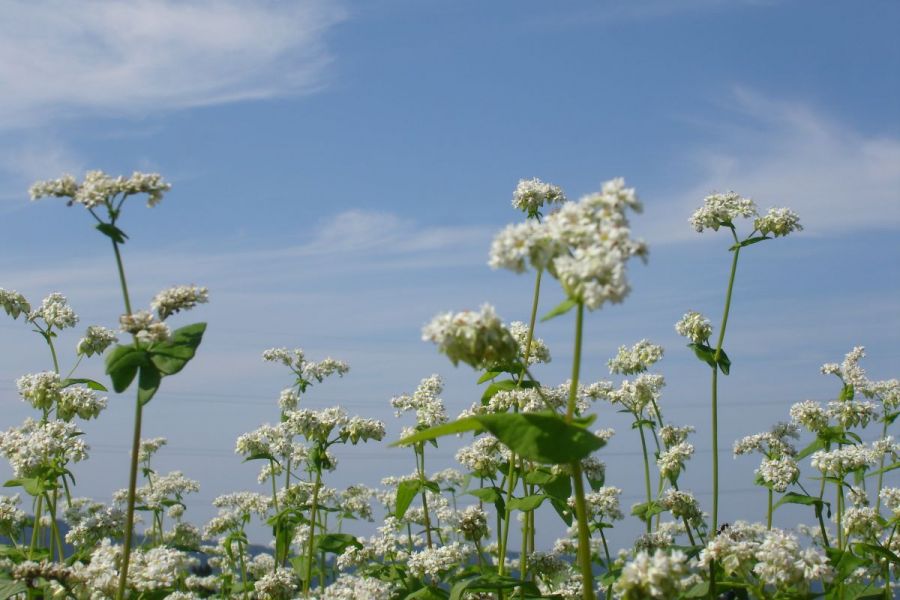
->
[0, 0, 345, 129]
[639, 87, 900, 243]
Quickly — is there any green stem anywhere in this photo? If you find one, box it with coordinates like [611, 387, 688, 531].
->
[237, 540, 250, 600]
[565, 303, 594, 600]
[877, 419, 889, 513]
[836, 477, 844, 550]
[28, 496, 42, 559]
[270, 459, 280, 513]
[416, 446, 434, 549]
[116, 399, 144, 600]
[637, 422, 653, 534]
[304, 468, 323, 595]
[766, 488, 773, 530]
[498, 456, 518, 578]
[47, 334, 60, 375]
[711, 233, 741, 535]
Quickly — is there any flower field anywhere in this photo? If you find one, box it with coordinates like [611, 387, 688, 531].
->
[0, 171, 897, 600]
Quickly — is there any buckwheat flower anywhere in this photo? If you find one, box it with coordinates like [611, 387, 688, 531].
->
[827, 399, 879, 429]
[847, 486, 869, 507]
[0, 495, 26, 532]
[116, 471, 199, 511]
[733, 423, 799, 457]
[757, 456, 799, 492]
[151, 285, 208, 320]
[28, 174, 77, 201]
[16, 371, 61, 411]
[29, 292, 78, 329]
[689, 191, 758, 232]
[872, 435, 900, 458]
[123, 171, 171, 207]
[657, 442, 694, 480]
[120, 310, 170, 343]
[674, 311, 712, 344]
[304, 357, 350, 382]
[753, 528, 832, 590]
[789, 400, 829, 433]
[422, 304, 519, 369]
[457, 505, 489, 541]
[613, 549, 689, 600]
[58, 386, 107, 421]
[285, 407, 349, 442]
[408, 542, 471, 581]
[574, 486, 623, 521]
[633, 525, 681, 554]
[262, 347, 293, 366]
[432, 468, 465, 490]
[608, 339, 664, 375]
[138, 437, 168, 463]
[698, 520, 766, 573]
[660, 489, 704, 528]
[0, 418, 88, 478]
[509, 321, 552, 365]
[659, 425, 694, 447]
[842, 506, 880, 540]
[0, 288, 30, 320]
[253, 569, 300, 600]
[456, 436, 504, 475]
[594, 428, 616, 443]
[488, 220, 563, 273]
[606, 373, 665, 415]
[340, 416, 387, 444]
[75, 325, 118, 357]
[880, 488, 900, 515]
[392, 374, 448, 427]
[511, 177, 567, 217]
[235, 423, 292, 460]
[754, 207, 802, 237]
[63, 498, 126, 548]
[810, 445, 878, 476]
[323, 574, 396, 600]
[277, 388, 300, 412]
[822, 346, 869, 391]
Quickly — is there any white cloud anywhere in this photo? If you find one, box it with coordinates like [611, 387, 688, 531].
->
[638, 88, 900, 243]
[0, 0, 345, 129]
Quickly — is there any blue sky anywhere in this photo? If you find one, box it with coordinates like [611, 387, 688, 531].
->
[0, 0, 898, 548]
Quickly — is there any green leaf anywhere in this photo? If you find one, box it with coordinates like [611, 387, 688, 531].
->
[507, 494, 547, 512]
[105, 344, 149, 393]
[774, 492, 831, 519]
[631, 501, 665, 523]
[477, 371, 501, 384]
[475, 412, 605, 464]
[95, 222, 129, 244]
[394, 417, 486, 447]
[137, 364, 161, 405]
[4, 477, 47, 496]
[60, 378, 109, 392]
[867, 462, 900, 478]
[480, 379, 519, 405]
[687, 343, 717, 369]
[729, 235, 770, 250]
[450, 575, 538, 600]
[395, 479, 422, 520]
[797, 437, 825, 460]
[405, 585, 449, 600]
[853, 542, 900, 565]
[149, 322, 207, 376]
[315, 533, 362, 554]
[540, 297, 576, 322]
[524, 469, 554, 485]
[716, 348, 731, 375]
[467, 487, 505, 514]
[0, 580, 27, 600]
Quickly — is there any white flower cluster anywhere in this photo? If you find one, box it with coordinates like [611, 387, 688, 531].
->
[688, 191, 757, 232]
[28, 292, 78, 329]
[322, 574, 396, 600]
[0, 418, 88, 477]
[391, 374, 448, 427]
[491, 178, 646, 310]
[789, 400, 829, 433]
[574, 486, 623, 522]
[659, 489, 703, 527]
[75, 539, 196, 596]
[607, 373, 665, 415]
[262, 347, 350, 386]
[880, 488, 900, 516]
[826, 399, 879, 429]
[456, 505, 489, 541]
[115, 471, 200, 512]
[63, 498, 126, 547]
[657, 442, 694, 480]
[455, 436, 506, 475]
[733, 423, 799, 457]
[608, 339, 664, 375]
[659, 425, 694, 447]
[842, 506, 880, 539]
[0, 288, 30, 320]
[120, 310, 170, 344]
[511, 177, 567, 217]
[151, 285, 209, 320]
[76, 325, 118, 357]
[29, 170, 171, 208]
[509, 320, 551, 365]
[138, 437, 168, 463]
[614, 549, 689, 599]
[674, 311, 712, 345]
[757, 456, 800, 492]
[810, 445, 878, 476]
[754, 207, 803, 237]
[253, 568, 298, 600]
[407, 541, 471, 581]
[16, 371, 61, 411]
[0, 495, 26, 531]
[422, 304, 520, 369]
[58, 386, 107, 421]
[821, 346, 868, 390]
